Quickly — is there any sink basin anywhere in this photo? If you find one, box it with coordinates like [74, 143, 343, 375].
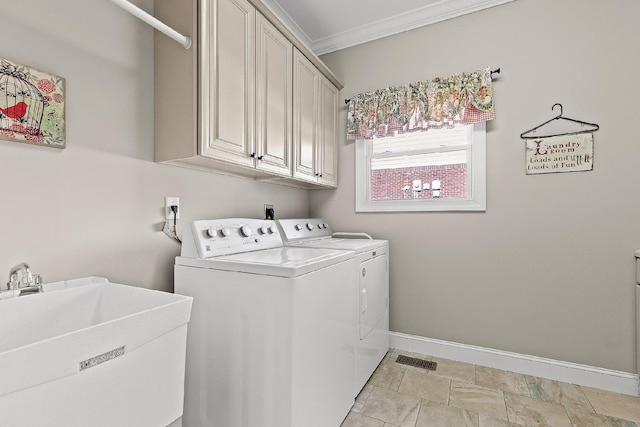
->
[0, 277, 193, 427]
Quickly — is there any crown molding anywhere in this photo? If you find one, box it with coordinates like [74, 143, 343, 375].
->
[310, 0, 516, 55]
[261, 0, 314, 48]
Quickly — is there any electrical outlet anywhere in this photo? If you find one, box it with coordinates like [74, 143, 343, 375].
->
[165, 196, 180, 220]
[264, 204, 274, 220]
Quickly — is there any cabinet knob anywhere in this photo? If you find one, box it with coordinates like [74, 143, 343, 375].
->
[258, 155, 264, 160]
[250, 152, 256, 158]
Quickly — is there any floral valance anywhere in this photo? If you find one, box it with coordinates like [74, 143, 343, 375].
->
[346, 67, 496, 140]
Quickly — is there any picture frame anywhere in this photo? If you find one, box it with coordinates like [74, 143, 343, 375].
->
[0, 57, 65, 149]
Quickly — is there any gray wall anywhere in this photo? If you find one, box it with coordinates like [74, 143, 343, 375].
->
[0, 0, 308, 292]
[312, 0, 640, 373]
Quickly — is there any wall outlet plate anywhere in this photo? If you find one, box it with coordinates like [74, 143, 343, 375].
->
[264, 204, 274, 220]
[165, 196, 180, 220]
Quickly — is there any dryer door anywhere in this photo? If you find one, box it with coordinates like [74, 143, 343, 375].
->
[359, 254, 387, 340]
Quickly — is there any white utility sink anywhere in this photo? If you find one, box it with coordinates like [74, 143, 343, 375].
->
[0, 276, 193, 427]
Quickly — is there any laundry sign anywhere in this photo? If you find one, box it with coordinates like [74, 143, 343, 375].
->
[525, 133, 594, 175]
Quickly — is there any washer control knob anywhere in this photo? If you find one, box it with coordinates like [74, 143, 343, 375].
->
[306, 223, 314, 231]
[207, 227, 217, 238]
[295, 224, 303, 231]
[268, 225, 276, 234]
[259, 226, 269, 235]
[220, 228, 230, 237]
[240, 225, 252, 238]
[322, 223, 328, 229]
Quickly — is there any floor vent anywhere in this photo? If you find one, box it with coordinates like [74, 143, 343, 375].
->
[395, 354, 437, 371]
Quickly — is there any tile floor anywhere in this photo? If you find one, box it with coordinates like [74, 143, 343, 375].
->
[340, 348, 640, 427]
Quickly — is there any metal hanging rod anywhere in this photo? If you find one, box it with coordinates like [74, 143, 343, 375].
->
[344, 67, 501, 105]
[109, 0, 192, 49]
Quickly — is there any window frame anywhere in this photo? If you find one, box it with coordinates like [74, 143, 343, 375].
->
[355, 121, 486, 212]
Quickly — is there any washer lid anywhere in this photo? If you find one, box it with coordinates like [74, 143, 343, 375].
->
[176, 246, 353, 277]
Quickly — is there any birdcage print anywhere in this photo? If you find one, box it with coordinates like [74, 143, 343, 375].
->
[0, 57, 65, 148]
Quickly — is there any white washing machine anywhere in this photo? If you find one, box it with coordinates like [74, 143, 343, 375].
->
[175, 218, 356, 427]
[277, 218, 389, 396]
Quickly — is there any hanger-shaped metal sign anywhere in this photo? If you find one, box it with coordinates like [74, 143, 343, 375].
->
[520, 103, 599, 139]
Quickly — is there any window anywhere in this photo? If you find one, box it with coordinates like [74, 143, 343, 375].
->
[355, 122, 486, 212]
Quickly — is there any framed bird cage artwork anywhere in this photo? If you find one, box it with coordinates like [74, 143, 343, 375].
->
[0, 57, 65, 149]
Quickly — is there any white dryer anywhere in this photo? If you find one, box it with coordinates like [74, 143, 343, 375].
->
[175, 219, 356, 427]
[277, 219, 390, 396]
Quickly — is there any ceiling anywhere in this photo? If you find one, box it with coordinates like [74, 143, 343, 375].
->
[262, 0, 515, 55]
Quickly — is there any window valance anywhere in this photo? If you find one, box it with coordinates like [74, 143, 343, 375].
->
[346, 66, 496, 140]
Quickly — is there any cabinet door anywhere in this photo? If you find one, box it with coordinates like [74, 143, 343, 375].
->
[255, 13, 292, 176]
[200, 0, 255, 166]
[317, 75, 338, 187]
[292, 49, 318, 183]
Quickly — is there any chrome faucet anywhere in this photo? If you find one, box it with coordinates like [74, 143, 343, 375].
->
[4, 262, 43, 296]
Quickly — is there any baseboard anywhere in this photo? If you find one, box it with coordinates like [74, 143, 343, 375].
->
[390, 331, 640, 397]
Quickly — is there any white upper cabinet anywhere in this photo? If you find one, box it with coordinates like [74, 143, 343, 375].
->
[317, 74, 338, 187]
[154, 0, 342, 187]
[255, 13, 293, 177]
[292, 49, 338, 187]
[200, 0, 255, 167]
[292, 49, 318, 183]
